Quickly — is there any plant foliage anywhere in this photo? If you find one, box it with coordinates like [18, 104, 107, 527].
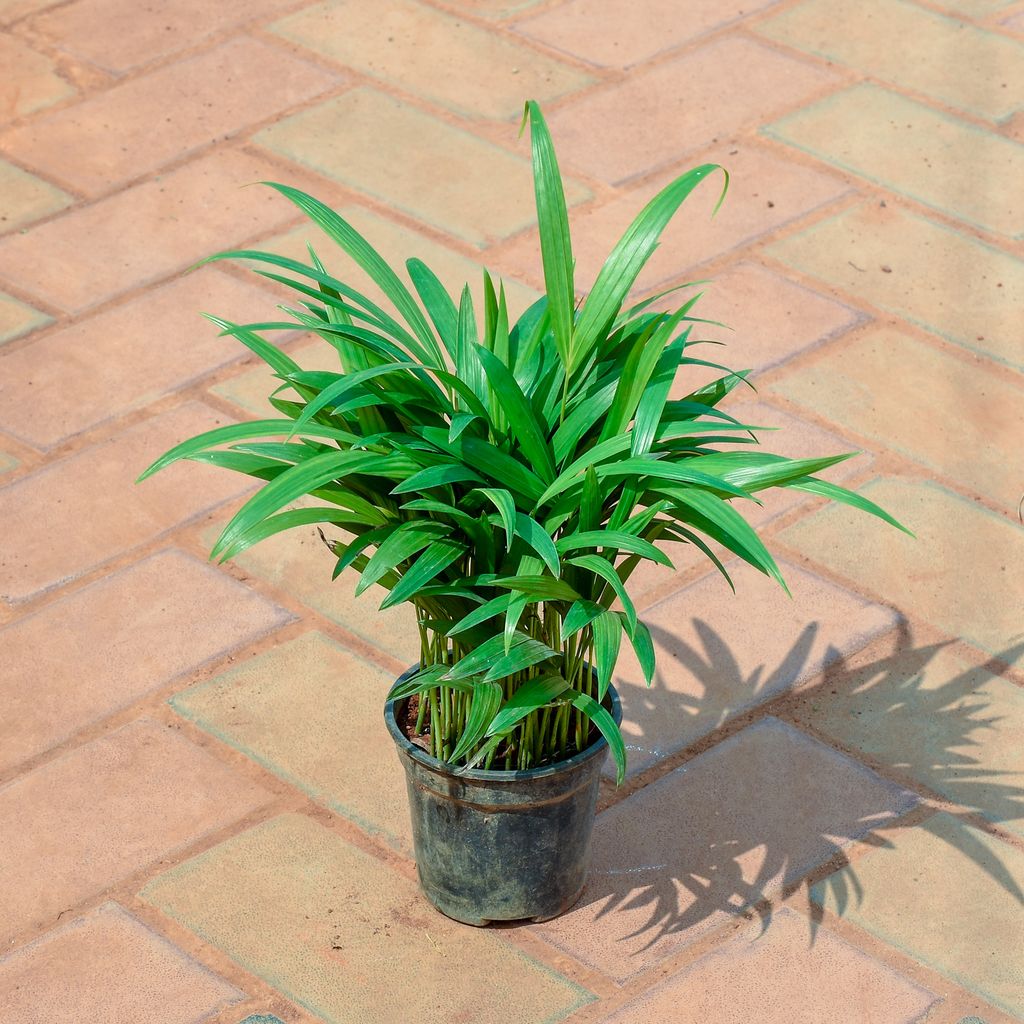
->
[140, 101, 908, 783]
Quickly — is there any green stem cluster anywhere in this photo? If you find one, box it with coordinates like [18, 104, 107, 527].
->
[416, 605, 595, 771]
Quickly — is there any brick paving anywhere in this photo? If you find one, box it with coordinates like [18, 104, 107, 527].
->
[0, 0, 1022, 1021]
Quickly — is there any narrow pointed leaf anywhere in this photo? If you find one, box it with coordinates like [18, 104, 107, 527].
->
[563, 599, 605, 636]
[524, 101, 573, 370]
[448, 682, 504, 763]
[568, 689, 625, 784]
[138, 419, 358, 482]
[356, 520, 451, 595]
[668, 487, 788, 593]
[262, 183, 445, 368]
[475, 346, 556, 483]
[573, 164, 727, 370]
[391, 462, 485, 494]
[567, 554, 636, 632]
[379, 539, 467, 609]
[486, 672, 571, 737]
[478, 488, 517, 550]
[556, 530, 673, 566]
[623, 616, 655, 687]
[444, 633, 557, 681]
[514, 512, 560, 577]
[787, 477, 914, 535]
[407, 257, 458, 359]
[447, 593, 513, 636]
[591, 610, 622, 700]
[217, 506, 366, 562]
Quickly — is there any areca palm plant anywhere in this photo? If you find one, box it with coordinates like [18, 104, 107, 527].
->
[141, 102, 906, 784]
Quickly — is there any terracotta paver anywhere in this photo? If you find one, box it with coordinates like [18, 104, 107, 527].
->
[0, 402, 251, 602]
[780, 478, 1024, 657]
[0, 902, 243, 1024]
[0, 549, 291, 772]
[768, 201, 1024, 370]
[494, 142, 849, 294]
[4, 0, 1022, 1017]
[756, 0, 1024, 120]
[0, 718, 271, 944]
[142, 813, 593, 1024]
[172, 631, 413, 852]
[206, 520, 421, 665]
[0, 291, 50, 344]
[0, 157, 71, 232]
[545, 37, 836, 183]
[28, 0, 301, 72]
[0, 269, 285, 447]
[765, 84, 1024, 237]
[256, 87, 591, 246]
[272, 0, 592, 120]
[515, 0, 781, 68]
[796, 643, 1024, 837]
[0, 149, 314, 312]
[678, 260, 863, 376]
[773, 326, 1024, 509]
[612, 560, 897, 776]
[534, 717, 915, 980]
[0, 38, 337, 197]
[812, 812, 1024, 1016]
[605, 908, 938, 1024]
[0, 33, 74, 123]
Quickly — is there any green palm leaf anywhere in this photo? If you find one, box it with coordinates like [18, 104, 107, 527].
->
[572, 164, 728, 371]
[523, 101, 574, 371]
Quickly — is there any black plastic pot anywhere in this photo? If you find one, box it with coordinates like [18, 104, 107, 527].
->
[385, 670, 621, 926]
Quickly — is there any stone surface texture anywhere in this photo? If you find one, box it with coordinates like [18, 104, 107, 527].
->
[1, 1, 1020, 1020]
[0, 902, 243, 1024]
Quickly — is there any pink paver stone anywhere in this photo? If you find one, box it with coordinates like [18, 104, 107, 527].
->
[0, 269, 286, 448]
[546, 36, 837, 183]
[0, 549, 291, 772]
[0, 902, 243, 1024]
[0, 718, 272, 944]
[0, 37, 336, 197]
[0, 402, 251, 602]
[605, 907, 938, 1023]
[534, 717, 915, 981]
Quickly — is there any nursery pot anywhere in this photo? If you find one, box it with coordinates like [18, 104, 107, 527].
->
[385, 670, 621, 927]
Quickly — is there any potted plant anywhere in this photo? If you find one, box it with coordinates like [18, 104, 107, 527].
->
[140, 102, 907, 926]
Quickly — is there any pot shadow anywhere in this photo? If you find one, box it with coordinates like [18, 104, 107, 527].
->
[539, 618, 1024, 961]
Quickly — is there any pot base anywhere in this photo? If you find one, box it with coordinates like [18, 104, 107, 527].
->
[421, 880, 587, 927]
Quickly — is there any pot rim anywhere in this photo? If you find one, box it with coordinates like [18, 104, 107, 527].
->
[384, 669, 622, 784]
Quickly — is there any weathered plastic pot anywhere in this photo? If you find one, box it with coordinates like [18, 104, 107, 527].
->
[384, 670, 621, 927]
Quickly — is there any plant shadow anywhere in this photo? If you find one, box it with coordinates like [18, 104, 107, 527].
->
[528, 618, 1024, 969]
